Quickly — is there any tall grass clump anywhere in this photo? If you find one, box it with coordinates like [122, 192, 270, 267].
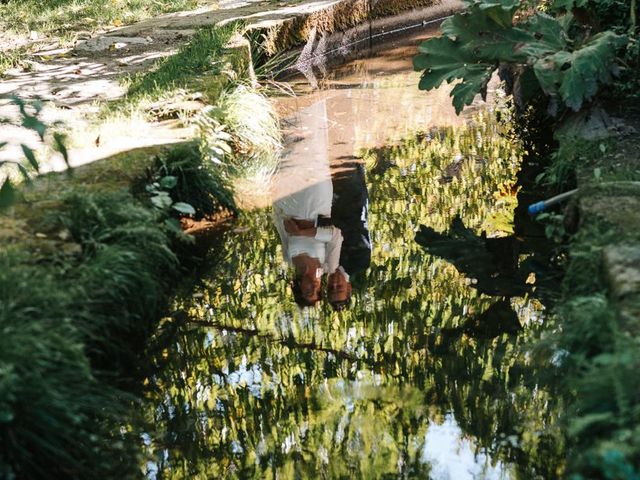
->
[246, 28, 298, 95]
[197, 85, 281, 192]
[1, 143, 232, 477]
[0, 252, 140, 480]
[109, 23, 241, 116]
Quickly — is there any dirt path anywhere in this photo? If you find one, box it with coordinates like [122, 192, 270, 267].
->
[0, 0, 282, 170]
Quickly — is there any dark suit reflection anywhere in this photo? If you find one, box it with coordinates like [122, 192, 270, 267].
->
[330, 157, 372, 276]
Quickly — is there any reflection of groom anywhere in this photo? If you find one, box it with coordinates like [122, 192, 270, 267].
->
[325, 95, 372, 278]
[330, 156, 372, 276]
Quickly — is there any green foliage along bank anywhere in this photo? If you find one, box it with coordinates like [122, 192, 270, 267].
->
[413, 0, 637, 116]
[536, 134, 640, 480]
[0, 10, 285, 476]
[0, 144, 232, 479]
[412, 1, 640, 477]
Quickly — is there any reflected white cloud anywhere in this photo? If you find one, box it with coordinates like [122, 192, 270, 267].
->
[422, 414, 510, 480]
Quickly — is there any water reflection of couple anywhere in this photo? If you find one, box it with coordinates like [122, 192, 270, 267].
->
[274, 212, 352, 309]
[273, 99, 361, 309]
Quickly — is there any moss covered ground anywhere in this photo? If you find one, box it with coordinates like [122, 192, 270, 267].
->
[537, 110, 640, 479]
[0, 15, 281, 475]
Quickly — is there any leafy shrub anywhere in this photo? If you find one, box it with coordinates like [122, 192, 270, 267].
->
[0, 140, 237, 477]
[149, 144, 236, 218]
[547, 220, 640, 479]
[57, 190, 179, 370]
[196, 85, 281, 183]
[413, 0, 629, 114]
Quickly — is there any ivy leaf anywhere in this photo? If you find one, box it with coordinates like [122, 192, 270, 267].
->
[171, 202, 196, 215]
[414, 36, 496, 114]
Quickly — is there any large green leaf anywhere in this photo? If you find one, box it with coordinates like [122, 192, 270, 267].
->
[517, 13, 570, 58]
[534, 31, 627, 111]
[532, 56, 562, 97]
[171, 202, 196, 215]
[414, 0, 627, 115]
[21, 144, 39, 172]
[450, 78, 492, 114]
[21, 114, 46, 140]
[53, 132, 69, 167]
[159, 175, 178, 189]
[0, 179, 16, 210]
[414, 36, 495, 114]
[441, 5, 531, 62]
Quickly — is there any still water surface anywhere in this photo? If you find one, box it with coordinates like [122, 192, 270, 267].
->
[142, 30, 564, 479]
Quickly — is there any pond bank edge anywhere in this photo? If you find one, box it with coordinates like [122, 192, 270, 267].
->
[542, 114, 640, 478]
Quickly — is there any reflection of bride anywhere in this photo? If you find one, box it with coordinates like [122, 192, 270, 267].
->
[273, 100, 343, 306]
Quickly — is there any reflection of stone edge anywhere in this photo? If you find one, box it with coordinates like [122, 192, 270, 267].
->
[248, 0, 464, 57]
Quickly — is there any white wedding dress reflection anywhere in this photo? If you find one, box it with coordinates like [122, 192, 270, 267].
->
[272, 99, 342, 273]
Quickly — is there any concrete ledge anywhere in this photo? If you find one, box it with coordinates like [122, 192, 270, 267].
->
[580, 194, 640, 238]
[603, 244, 640, 333]
[244, 0, 462, 55]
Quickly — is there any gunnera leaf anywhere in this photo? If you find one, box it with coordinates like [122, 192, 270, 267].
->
[441, 4, 531, 62]
[536, 31, 627, 111]
[413, 36, 495, 114]
[517, 13, 570, 58]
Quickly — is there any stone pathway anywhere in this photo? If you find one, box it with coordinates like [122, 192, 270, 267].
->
[0, 0, 274, 170]
[0, 0, 459, 171]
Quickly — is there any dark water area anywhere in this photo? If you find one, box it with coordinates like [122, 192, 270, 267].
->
[140, 30, 565, 479]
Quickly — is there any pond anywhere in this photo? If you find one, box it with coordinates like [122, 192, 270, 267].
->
[141, 27, 565, 480]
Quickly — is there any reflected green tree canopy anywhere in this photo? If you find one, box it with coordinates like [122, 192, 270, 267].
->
[141, 112, 565, 479]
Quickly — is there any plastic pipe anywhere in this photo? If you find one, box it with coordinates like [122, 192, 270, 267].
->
[528, 189, 579, 215]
